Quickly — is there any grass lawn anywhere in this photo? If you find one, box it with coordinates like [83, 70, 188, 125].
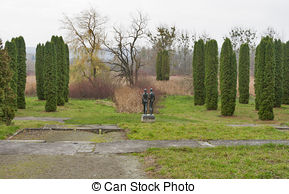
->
[1, 95, 288, 140]
[137, 144, 289, 179]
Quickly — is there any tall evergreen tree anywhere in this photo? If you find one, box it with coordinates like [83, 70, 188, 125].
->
[12, 36, 26, 109]
[35, 44, 46, 100]
[0, 40, 15, 125]
[258, 38, 275, 120]
[254, 45, 260, 110]
[283, 41, 289, 104]
[254, 38, 267, 110]
[205, 39, 219, 110]
[64, 44, 70, 102]
[156, 51, 162, 80]
[44, 42, 57, 112]
[4, 41, 18, 110]
[238, 43, 250, 104]
[51, 36, 65, 106]
[193, 39, 206, 105]
[162, 50, 170, 81]
[220, 38, 237, 116]
[273, 39, 283, 107]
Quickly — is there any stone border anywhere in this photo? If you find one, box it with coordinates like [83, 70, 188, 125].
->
[227, 124, 289, 130]
[8, 124, 124, 140]
[14, 116, 71, 123]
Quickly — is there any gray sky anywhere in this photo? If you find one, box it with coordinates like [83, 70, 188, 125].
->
[1, 0, 289, 47]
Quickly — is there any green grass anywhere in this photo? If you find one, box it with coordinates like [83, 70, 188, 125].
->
[1, 95, 289, 140]
[137, 144, 289, 179]
[16, 97, 139, 124]
[122, 96, 289, 140]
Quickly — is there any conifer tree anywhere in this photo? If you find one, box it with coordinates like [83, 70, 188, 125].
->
[205, 39, 219, 110]
[35, 44, 46, 100]
[64, 44, 70, 102]
[4, 41, 18, 110]
[238, 43, 250, 104]
[51, 36, 65, 106]
[273, 39, 283, 107]
[0, 40, 15, 125]
[283, 41, 289, 104]
[254, 38, 267, 110]
[193, 39, 206, 105]
[162, 50, 170, 80]
[44, 42, 57, 112]
[258, 38, 274, 120]
[220, 38, 237, 116]
[156, 51, 162, 80]
[254, 45, 260, 110]
[12, 36, 26, 109]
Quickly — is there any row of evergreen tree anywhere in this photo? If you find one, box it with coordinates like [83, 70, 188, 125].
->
[5, 36, 27, 110]
[0, 40, 15, 125]
[255, 37, 289, 120]
[0, 37, 27, 125]
[193, 37, 289, 120]
[35, 36, 70, 112]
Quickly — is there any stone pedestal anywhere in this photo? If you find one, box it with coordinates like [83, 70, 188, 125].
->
[141, 114, 155, 123]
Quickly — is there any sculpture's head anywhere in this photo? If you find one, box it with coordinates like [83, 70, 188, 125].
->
[150, 88, 153, 92]
[144, 88, 147, 92]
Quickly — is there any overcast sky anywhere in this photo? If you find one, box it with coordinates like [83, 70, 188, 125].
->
[1, 0, 289, 47]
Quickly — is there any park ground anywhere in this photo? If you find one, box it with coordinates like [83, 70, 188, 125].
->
[0, 96, 289, 178]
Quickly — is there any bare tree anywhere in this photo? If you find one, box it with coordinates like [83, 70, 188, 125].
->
[103, 12, 148, 86]
[199, 32, 211, 43]
[263, 26, 279, 40]
[175, 31, 193, 74]
[61, 8, 107, 79]
[148, 26, 176, 51]
[229, 26, 257, 51]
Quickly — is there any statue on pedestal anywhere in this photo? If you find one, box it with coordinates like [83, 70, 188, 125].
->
[141, 88, 156, 123]
[149, 88, 155, 115]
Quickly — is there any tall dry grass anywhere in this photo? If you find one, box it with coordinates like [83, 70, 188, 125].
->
[113, 75, 193, 113]
[114, 87, 143, 113]
[150, 76, 193, 96]
[25, 75, 36, 96]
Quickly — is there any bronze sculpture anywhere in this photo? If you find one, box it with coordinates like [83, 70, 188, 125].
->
[149, 88, 155, 115]
[142, 88, 149, 114]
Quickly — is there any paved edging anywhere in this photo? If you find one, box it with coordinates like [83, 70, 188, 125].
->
[14, 116, 71, 123]
[0, 139, 289, 155]
[227, 124, 289, 130]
